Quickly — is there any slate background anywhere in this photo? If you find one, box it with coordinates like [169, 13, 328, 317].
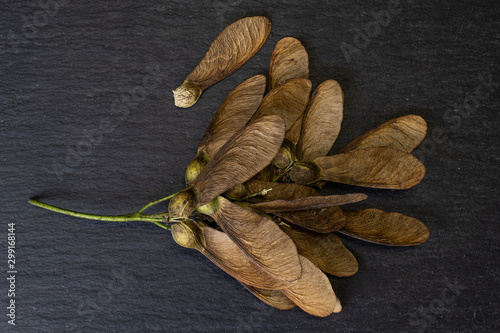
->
[1, 0, 499, 332]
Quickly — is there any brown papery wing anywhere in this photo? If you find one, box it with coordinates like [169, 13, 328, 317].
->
[274, 207, 346, 233]
[285, 115, 303, 144]
[200, 226, 297, 289]
[281, 255, 341, 317]
[340, 208, 430, 246]
[269, 37, 309, 89]
[281, 225, 358, 277]
[192, 115, 285, 206]
[173, 16, 271, 108]
[314, 146, 426, 189]
[241, 283, 297, 310]
[296, 80, 344, 162]
[341, 114, 427, 153]
[211, 197, 302, 283]
[252, 193, 367, 212]
[251, 78, 312, 131]
[198, 75, 266, 158]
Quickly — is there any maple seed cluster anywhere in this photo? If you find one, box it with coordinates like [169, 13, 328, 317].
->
[169, 16, 429, 317]
[29, 16, 429, 319]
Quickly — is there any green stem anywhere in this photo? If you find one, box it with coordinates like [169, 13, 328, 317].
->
[272, 170, 284, 182]
[29, 199, 168, 225]
[272, 161, 296, 182]
[137, 192, 177, 214]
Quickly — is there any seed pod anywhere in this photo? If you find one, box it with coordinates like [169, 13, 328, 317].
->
[241, 283, 297, 310]
[171, 219, 205, 251]
[281, 255, 341, 317]
[251, 78, 312, 130]
[340, 208, 430, 246]
[288, 161, 321, 185]
[205, 196, 302, 284]
[173, 16, 271, 108]
[185, 150, 210, 186]
[340, 114, 427, 153]
[169, 115, 285, 219]
[168, 187, 199, 221]
[296, 80, 344, 162]
[269, 37, 309, 89]
[185, 75, 266, 185]
[281, 225, 358, 277]
[272, 139, 296, 169]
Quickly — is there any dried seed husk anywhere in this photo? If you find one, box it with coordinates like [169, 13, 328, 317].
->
[168, 187, 199, 221]
[281, 255, 341, 317]
[269, 37, 309, 89]
[341, 114, 427, 153]
[314, 146, 426, 189]
[274, 207, 346, 233]
[340, 208, 430, 246]
[281, 225, 358, 277]
[296, 80, 344, 162]
[251, 78, 312, 130]
[173, 16, 271, 108]
[185, 75, 266, 185]
[288, 161, 322, 185]
[208, 196, 302, 284]
[200, 224, 298, 289]
[171, 219, 205, 251]
[273, 139, 296, 170]
[169, 115, 285, 219]
[241, 283, 297, 310]
[252, 193, 367, 213]
[185, 150, 210, 186]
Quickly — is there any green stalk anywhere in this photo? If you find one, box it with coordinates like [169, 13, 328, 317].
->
[28, 199, 170, 230]
[272, 161, 295, 182]
[137, 192, 177, 214]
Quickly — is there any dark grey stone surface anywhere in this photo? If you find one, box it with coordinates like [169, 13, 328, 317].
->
[1, 0, 498, 332]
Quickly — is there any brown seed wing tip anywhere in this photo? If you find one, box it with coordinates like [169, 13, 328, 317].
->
[406, 156, 426, 188]
[407, 114, 428, 129]
[417, 224, 430, 244]
[333, 297, 342, 313]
